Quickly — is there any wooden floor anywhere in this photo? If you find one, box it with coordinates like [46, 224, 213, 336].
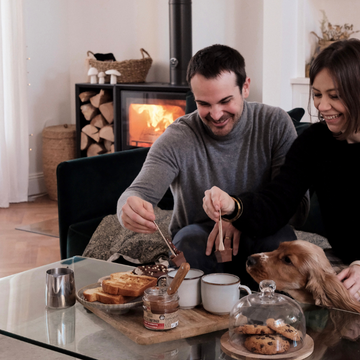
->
[0, 195, 60, 278]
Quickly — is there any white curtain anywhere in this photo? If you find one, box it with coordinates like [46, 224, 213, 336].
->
[0, 0, 29, 208]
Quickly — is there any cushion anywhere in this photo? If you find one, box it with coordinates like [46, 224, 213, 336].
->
[67, 216, 105, 258]
[82, 207, 173, 264]
[287, 107, 305, 124]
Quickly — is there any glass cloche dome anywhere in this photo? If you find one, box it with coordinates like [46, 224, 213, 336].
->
[228, 280, 306, 356]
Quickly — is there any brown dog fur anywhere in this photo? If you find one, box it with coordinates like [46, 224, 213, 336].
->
[246, 240, 360, 313]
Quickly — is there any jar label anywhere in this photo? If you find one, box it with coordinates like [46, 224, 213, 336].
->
[143, 309, 179, 330]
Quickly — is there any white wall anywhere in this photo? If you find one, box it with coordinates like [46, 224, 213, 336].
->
[23, 0, 71, 195]
[23, 0, 360, 196]
[262, 0, 299, 109]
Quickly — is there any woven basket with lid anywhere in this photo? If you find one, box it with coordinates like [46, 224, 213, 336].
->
[88, 48, 152, 83]
[42, 124, 76, 201]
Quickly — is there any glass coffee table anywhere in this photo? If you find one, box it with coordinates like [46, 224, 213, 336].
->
[1, 256, 360, 360]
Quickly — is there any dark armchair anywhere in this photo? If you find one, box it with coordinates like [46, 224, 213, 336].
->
[57, 147, 173, 259]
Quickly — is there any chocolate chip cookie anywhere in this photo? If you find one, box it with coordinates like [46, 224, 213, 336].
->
[235, 324, 275, 335]
[266, 318, 302, 341]
[244, 335, 290, 355]
[244, 334, 290, 355]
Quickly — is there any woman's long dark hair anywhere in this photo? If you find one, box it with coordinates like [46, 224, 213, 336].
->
[309, 39, 360, 140]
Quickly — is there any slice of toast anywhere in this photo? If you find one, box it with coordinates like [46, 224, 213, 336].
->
[83, 287, 101, 302]
[102, 272, 157, 297]
[83, 287, 136, 305]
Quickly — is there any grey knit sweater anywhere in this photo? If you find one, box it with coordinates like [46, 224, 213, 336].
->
[117, 101, 308, 236]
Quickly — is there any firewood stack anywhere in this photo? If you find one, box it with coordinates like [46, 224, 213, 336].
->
[79, 89, 115, 157]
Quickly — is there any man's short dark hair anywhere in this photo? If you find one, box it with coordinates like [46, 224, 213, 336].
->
[186, 44, 247, 91]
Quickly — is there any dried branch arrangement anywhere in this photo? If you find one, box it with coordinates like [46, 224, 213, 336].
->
[312, 10, 360, 41]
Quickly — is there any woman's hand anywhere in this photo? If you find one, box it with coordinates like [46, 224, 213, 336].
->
[337, 264, 360, 300]
[203, 186, 235, 222]
[206, 222, 241, 256]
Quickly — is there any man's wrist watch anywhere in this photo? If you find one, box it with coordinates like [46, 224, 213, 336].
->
[221, 196, 243, 223]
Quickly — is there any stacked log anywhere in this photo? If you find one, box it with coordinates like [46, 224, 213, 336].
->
[79, 89, 115, 157]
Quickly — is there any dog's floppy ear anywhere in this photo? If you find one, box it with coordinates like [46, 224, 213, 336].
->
[306, 270, 360, 313]
[305, 269, 335, 308]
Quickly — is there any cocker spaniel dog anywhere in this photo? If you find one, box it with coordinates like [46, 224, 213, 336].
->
[246, 240, 360, 313]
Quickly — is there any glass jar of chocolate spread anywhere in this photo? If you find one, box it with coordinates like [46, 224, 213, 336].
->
[143, 286, 179, 330]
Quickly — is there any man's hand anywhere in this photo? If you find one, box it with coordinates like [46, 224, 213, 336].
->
[121, 196, 157, 233]
[337, 265, 360, 300]
[206, 221, 241, 256]
[203, 186, 235, 222]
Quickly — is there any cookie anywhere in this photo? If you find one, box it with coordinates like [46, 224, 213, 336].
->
[235, 324, 275, 335]
[266, 318, 302, 341]
[244, 334, 290, 355]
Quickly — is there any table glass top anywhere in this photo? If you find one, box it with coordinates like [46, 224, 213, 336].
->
[1, 256, 360, 360]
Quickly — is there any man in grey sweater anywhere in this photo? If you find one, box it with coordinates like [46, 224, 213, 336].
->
[117, 44, 308, 288]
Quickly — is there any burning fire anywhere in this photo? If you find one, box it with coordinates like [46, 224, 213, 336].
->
[129, 103, 185, 147]
[133, 104, 176, 131]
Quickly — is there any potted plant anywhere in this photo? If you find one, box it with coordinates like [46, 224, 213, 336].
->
[311, 10, 359, 56]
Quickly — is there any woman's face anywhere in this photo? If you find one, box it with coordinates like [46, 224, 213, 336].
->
[312, 68, 348, 135]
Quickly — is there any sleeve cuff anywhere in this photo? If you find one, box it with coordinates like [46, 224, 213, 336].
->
[350, 261, 360, 267]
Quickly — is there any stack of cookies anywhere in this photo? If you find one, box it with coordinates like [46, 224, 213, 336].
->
[235, 318, 302, 355]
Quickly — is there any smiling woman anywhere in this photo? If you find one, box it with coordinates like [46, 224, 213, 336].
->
[0, 0, 29, 208]
[310, 40, 360, 143]
[312, 69, 347, 133]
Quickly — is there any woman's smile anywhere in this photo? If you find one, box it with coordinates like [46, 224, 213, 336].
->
[313, 68, 348, 135]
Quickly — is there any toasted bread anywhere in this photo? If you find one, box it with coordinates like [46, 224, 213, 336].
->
[102, 272, 157, 297]
[83, 287, 101, 302]
[83, 287, 136, 305]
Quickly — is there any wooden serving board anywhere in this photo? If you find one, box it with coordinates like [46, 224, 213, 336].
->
[82, 303, 229, 345]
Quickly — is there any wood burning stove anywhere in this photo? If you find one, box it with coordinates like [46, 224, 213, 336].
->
[117, 84, 188, 150]
[76, 83, 189, 157]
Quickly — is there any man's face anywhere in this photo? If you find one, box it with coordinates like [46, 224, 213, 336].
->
[191, 71, 250, 136]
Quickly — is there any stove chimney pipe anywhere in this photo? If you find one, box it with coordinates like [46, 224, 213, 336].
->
[169, 0, 192, 86]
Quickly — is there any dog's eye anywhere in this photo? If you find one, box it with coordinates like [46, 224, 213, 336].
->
[282, 256, 292, 265]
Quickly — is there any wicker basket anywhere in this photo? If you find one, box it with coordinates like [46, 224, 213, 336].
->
[88, 48, 153, 83]
[42, 124, 76, 201]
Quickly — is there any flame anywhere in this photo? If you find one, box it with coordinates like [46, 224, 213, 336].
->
[132, 104, 175, 132]
[128, 103, 185, 147]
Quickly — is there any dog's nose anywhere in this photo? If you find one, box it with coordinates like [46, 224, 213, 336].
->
[247, 256, 257, 267]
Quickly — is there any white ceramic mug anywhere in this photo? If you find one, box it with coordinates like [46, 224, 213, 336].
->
[166, 268, 204, 309]
[201, 273, 251, 315]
